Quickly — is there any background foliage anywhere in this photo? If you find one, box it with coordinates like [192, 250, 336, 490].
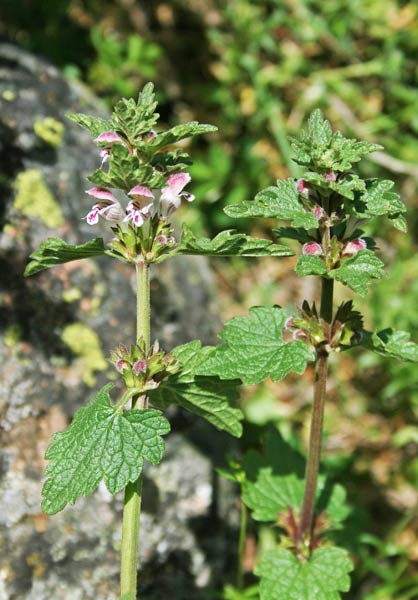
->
[2, 1, 418, 598]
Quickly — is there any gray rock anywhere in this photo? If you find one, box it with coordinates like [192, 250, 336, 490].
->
[0, 44, 237, 599]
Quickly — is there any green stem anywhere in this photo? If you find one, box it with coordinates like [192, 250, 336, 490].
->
[298, 275, 333, 546]
[237, 498, 247, 590]
[120, 262, 151, 600]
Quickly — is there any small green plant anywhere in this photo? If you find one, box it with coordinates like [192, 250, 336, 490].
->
[24, 83, 294, 598]
[198, 110, 418, 598]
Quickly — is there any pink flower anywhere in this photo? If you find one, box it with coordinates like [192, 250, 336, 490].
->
[293, 329, 307, 341]
[296, 178, 309, 196]
[99, 148, 111, 166]
[342, 239, 367, 255]
[302, 242, 323, 256]
[160, 173, 194, 215]
[124, 186, 155, 227]
[94, 131, 123, 145]
[116, 359, 130, 372]
[325, 171, 337, 182]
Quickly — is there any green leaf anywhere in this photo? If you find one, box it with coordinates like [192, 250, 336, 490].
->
[150, 149, 192, 173]
[290, 109, 382, 172]
[225, 179, 319, 229]
[110, 82, 159, 141]
[89, 144, 166, 190]
[42, 384, 170, 514]
[177, 226, 294, 257]
[354, 179, 407, 230]
[66, 113, 111, 138]
[146, 122, 218, 151]
[329, 250, 385, 296]
[363, 329, 418, 362]
[295, 255, 327, 277]
[198, 306, 314, 384]
[243, 469, 349, 530]
[255, 546, 353, 600]
[24, 237, 106, 276]
[149, 341, 243, 437]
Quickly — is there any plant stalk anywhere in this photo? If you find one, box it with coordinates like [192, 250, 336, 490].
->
[237, 498, 248, 590]
[298, 276, 333, 545]
[120, 262, 151, 599]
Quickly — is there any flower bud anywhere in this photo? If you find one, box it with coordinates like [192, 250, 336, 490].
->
[116, 359, 130, 372]
[325, 171, 336, 182]
[133, 359, 147, 374]
[284, 316, 295, 330]
[342, 239, 367, 255]
[302, 242, 323, 256]
[313, 205, 325, 220]
[296, 179, 309, 196]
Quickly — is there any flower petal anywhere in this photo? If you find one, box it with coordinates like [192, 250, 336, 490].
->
[94, 131, 123, 144]
[128, 185, 154, 198]
[165, 172, 191, 195]
[85, 187, 116, 201]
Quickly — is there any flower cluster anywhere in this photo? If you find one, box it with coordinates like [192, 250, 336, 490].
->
[111, 340, 180, 391]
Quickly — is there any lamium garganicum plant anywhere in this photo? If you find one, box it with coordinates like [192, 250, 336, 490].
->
[197, 110, 418, 599]
[25, 83, 295, 599]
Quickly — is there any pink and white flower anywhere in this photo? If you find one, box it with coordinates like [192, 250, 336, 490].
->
[325, 171, 337, 182]
[160, 173, 194, 215]
[124, 186, 155, 227]
[302, 241, 324, 256]
[342, 238, 367, 255]
[313, 205, 325, 220]
[296, 178, 309, 196]
[84, 188, 124, 225]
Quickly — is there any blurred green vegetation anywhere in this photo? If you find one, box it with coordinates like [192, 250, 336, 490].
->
[1, 1, 418, 597]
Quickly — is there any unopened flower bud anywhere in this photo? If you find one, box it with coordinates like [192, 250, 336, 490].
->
[313, 205, 325, 220]
[156, 234, 168, 246]
[302, 242, 323, 256]
[285, 316, 295, 330]
[325, 171, 336, 182]
[116, 359, 130, 372]
[342, 239, 367, 255]
[296, 178, 309, 196]
[143, 130, 157, 142]
[94, 131, 123, 145]
[293, 329, 307, 341]
[133, 359, 147, 374]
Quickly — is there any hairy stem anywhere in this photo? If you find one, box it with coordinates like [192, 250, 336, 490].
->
[298, 274, 333, 546]
[120, 262, 150, 599]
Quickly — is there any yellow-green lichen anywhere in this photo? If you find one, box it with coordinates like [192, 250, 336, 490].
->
[4, 324, 23, 348]
[2, 90, 16, 102]
[62, 323, 108, 386]
[14, 169, 64, 228]
[33, 117, 64, 148]
[62, 287, 83, 303]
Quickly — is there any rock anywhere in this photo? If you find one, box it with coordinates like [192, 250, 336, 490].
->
[0, 43, 237, 599]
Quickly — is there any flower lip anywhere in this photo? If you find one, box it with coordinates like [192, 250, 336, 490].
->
[85, 187, 116, 201]
[94, 131, 123, 144]
[128, 185, 154, 198]
[302, 242, 324, 256]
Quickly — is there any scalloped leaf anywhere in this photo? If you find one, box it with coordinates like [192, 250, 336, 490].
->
[177, 226, 294, 257]
[354, 179, 407, 230]
[295, 255, 327, 277]
[149, 341, 243, 437]
[255, 546, 353, 600]
[145, 122, 218, 152]
[363, 329, 418, 362]
[198, 306, 315, 384]
[110, 82, 159, 141]
[24, 237, 106, 276]
[42, 384, 170, 514]
[304, 171, 366, 200]
[225, 179, 319, 229]
[329, 250, 385, 296]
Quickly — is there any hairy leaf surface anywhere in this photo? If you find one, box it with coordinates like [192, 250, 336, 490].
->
[42, 385, 170, 514]
[199, 306, 314, 384]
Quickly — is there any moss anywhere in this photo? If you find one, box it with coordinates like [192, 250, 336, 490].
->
[33, 116, 64, 147]
[62, 323, 107, 386]
[13, 169, 64, 228]
[2, 90, 16, 102]
[62, 287, 82, 303]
